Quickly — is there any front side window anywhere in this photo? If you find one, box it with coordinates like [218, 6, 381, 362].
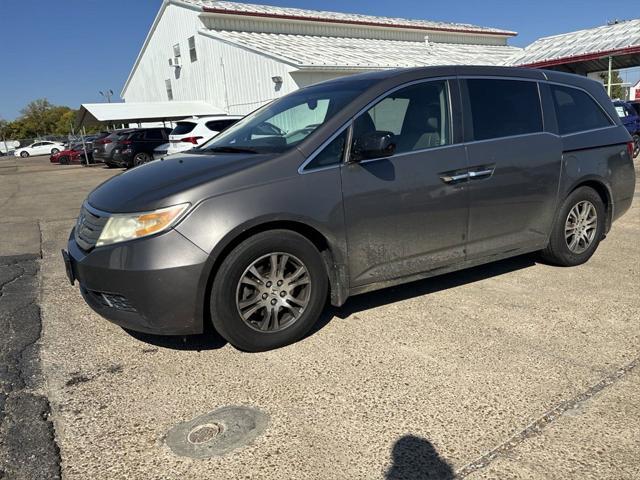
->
[351, 80, 451, 158]
[551, 85, 612, 135]
[466, 79, 543, 141]
[199, 80, 375, 154]
[145, 130, 164, 140]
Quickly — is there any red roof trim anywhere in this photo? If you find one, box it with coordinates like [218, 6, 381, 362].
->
[519, 45, 640, 68]
[201, 7, 517, 37]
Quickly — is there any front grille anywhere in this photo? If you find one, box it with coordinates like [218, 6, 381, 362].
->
[75, 203, 109, 251]
[87, 289, 137, 313]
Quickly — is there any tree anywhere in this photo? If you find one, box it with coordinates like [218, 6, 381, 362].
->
[599, 70, 625, 100]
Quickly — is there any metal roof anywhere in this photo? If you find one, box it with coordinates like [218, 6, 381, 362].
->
[202, 29, 521, 70]
[76, 101, 226, 127]
[507, 19, 640, 71]
[184, 0, 517, 36]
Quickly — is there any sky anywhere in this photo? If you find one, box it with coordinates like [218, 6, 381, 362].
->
[0, 0, 638, 120]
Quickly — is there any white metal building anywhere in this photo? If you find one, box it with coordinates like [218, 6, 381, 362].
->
[121, 0, 521, 115]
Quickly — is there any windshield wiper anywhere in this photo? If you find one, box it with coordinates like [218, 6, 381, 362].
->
[206, 146, 259, 154]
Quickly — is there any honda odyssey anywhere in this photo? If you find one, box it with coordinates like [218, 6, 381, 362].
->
[63, 66, 636, 351]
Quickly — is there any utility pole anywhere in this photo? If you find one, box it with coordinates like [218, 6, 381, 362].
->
[607, 56, 613, 97]
[99, 89, 114, 103]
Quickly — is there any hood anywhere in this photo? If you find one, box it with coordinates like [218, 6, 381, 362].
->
[87, 152, 279, 213]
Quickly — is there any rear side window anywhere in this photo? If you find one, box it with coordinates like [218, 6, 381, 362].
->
[205, 119, 238, 132]
[466, 79, 543, 141]
[550, 85, 612, 135]
[145, 129, 165, 140]
[172, 122, 196, 135]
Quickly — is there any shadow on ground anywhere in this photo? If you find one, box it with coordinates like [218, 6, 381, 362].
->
[126, 254, 537, 351]
[123, 322, 227, 351]
[385, 435, 454, 480]
[309, 253, 538, 336]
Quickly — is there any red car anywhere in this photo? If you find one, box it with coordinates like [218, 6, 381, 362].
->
[50, 145, 91, 165]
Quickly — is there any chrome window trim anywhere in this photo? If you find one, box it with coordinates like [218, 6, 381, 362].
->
[298, 76, 455, 174]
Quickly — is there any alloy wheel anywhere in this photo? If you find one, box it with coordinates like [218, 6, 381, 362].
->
[235, 253, 312, 333]
[564, 200, 597, 254]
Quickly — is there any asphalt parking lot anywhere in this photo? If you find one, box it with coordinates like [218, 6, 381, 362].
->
[1, 154, 639, 479]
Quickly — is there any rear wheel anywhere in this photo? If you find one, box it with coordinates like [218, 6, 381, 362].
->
[133, 152, 151, 167]
[540, 186, 605, 266]
[211, 230, 328, 351]
[633, 134, 639, 158]
[20, 151, 29, 158]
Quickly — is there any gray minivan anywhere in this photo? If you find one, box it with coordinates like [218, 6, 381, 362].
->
[63, 66, 636, 351]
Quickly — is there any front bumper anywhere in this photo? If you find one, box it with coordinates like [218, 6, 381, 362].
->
[65, 227, 210, 335]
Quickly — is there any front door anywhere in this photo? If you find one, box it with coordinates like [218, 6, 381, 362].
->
[341, 79, 469, 287]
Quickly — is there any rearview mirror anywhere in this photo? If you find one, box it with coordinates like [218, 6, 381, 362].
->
[350, 131, 396, 162]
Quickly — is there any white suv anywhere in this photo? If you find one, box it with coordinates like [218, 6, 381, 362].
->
[166, 115, 242, 155]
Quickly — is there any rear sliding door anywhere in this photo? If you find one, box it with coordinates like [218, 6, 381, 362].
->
[461, 78, 563, 258]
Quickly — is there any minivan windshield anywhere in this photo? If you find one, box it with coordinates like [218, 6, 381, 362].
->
[198, 81, 374, 154]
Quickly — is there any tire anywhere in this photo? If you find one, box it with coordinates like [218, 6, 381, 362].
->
[51, 148, 60, 155]
[59, 156, 69, 165]
[540, 186, 606, 266]
[633, 134, 639, 159]
[20, 151, 29, 158]
[211, 230, 328, 352]
[133, 152, 151, 167]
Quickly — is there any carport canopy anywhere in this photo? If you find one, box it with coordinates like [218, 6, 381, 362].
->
[507, 19, 640, 74]
[76, 101, 226, 128]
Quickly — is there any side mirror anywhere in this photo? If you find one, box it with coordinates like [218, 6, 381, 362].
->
[350, 131, 396, 162]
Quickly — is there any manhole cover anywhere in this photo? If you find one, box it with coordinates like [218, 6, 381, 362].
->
[165, 406, 269, 459]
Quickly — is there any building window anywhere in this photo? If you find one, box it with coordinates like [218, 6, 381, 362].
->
[165, 79, 173, 101]
[188, 36, 197, 62]
[173, 43, 181, 59]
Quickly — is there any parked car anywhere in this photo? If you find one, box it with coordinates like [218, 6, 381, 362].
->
[63, 66, 635, 352]
[167, 115, 243, 155]
[110, 127, 172, 168]
[50, 144, 92, 165]
[613, 100, 639, 157]
[628, 100, 640, 116]
[153, 143, 170, 160]
[15, 140, 65, 158]
[92, 129, 137, 166]
[0, 140, 19, 156]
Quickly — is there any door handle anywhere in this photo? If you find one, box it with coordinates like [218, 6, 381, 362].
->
[439, 172, 469, 184]
[467, 165, 495, 180]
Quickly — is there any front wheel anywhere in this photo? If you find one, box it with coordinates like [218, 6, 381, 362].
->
[540, 186, 605, 266]
[211, 230, 328, 351]
[51, 148, 60, 155]
[633, 134, 639, 159]
[20, 151, 29, 158]
[58, 155, 69, 165]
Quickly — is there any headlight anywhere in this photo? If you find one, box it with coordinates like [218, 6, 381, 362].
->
[96, 203, 189, 247]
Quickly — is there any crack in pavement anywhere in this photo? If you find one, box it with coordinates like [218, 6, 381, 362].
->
[0, 255, 61, 480]
[455, 356, 640, 478]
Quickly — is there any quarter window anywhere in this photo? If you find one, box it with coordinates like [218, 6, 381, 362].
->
[351, 80, 451, 157]
[550, 85, 612, 135]
[466, 79, 543, 141]
[188, 36, 197, 62]
[304, 129, 348, 171]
